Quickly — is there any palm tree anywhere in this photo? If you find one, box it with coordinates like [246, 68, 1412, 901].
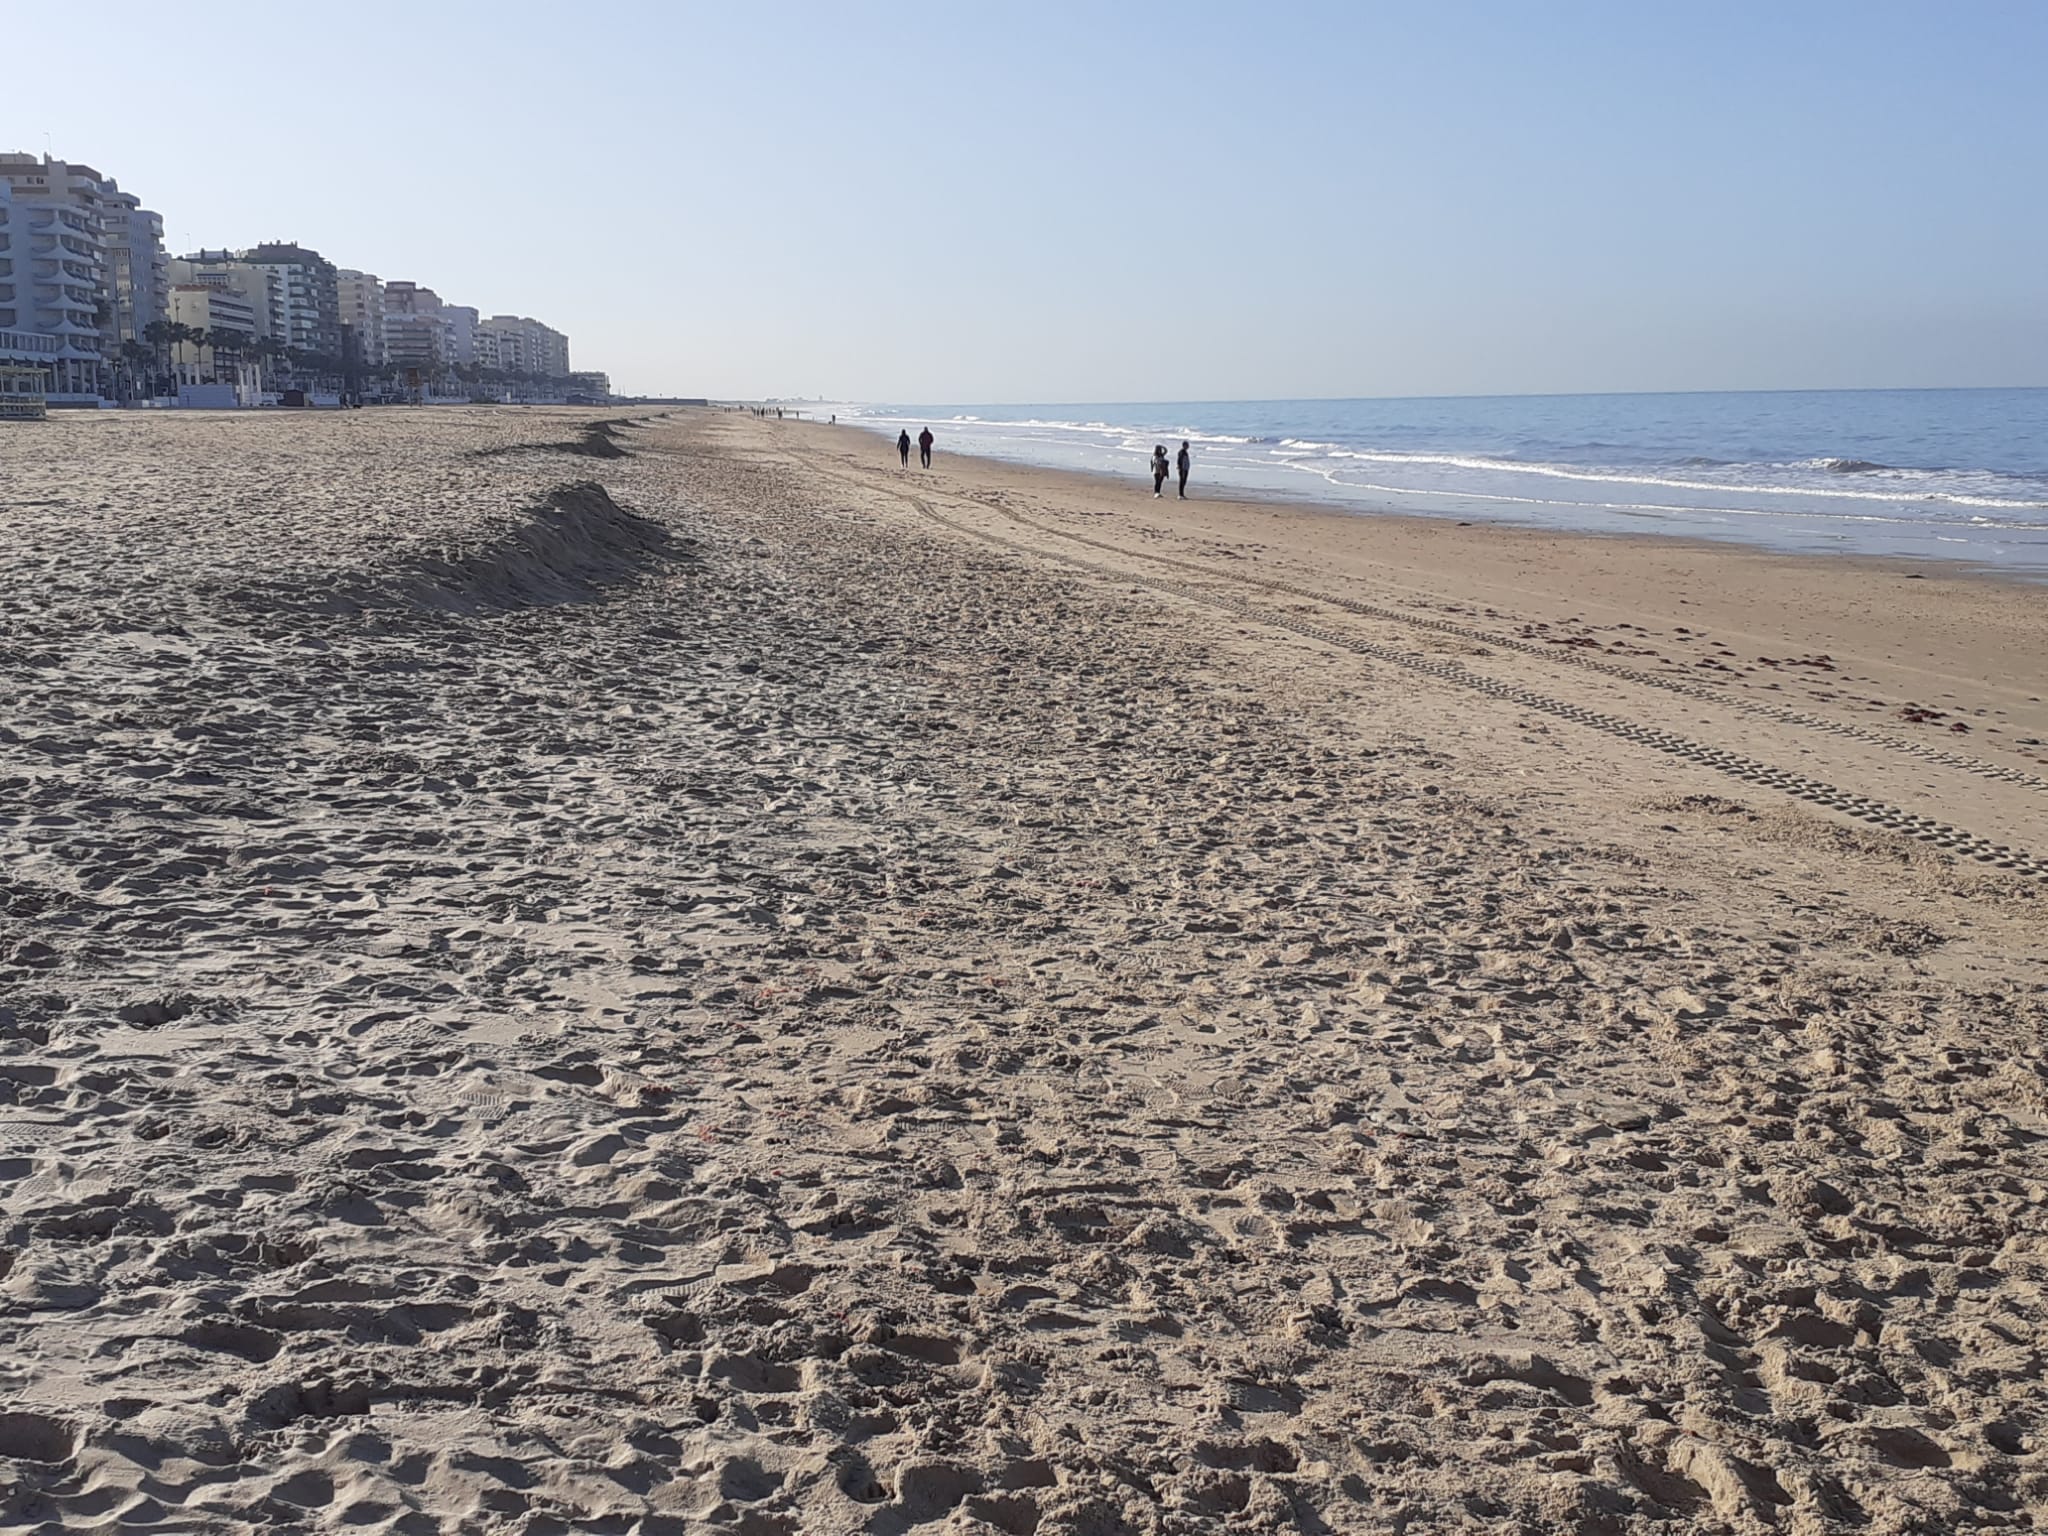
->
[208, 329, 252, 391]
[119, 340, 154, 401]
[172, 322, 206, 382]
[141, 320, 174, 395]
[249, 335, 284, 397]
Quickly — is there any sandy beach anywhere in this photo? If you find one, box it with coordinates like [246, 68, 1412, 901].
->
[1, 405, 2044, 1535]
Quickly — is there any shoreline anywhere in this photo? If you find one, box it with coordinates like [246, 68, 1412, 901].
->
[785, 412, 2048, 755]
[817, 407, 2048, 581]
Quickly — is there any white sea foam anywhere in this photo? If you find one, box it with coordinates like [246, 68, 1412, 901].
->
[1266, 458, 2048, 530]
[1273, 446, 2048, 511]
[956, 423, 2048, 513]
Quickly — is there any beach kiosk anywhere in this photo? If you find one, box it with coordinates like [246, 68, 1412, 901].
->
[0, 364, 48, 421]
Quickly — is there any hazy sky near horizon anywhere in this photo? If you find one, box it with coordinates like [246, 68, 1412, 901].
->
[16, 0, 2046, 401]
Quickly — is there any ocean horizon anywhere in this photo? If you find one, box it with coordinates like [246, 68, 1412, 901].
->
[841, 386, 2048, 572]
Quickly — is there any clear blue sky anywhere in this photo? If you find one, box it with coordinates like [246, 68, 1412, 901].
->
[18, 0, 2045, 400]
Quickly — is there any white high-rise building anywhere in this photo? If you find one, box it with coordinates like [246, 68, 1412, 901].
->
[97, 178, 167, 361]
[381, 280, 444, 378]
[336, 269, 386, 368]
[0, 153, 109, 402]
[479, 314, 570, 380]
[538, 323, 568, 378]
[382, 280, 439, 317]
[169, 254, 275, 339]
[441, 304, 478, 367]
[236, 243, 340, 358]
[167, 282, 261, 396]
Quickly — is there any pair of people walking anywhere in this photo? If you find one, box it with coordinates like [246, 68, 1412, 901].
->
[1151, 441, 1192, 498]
[897, 427, 934, 469]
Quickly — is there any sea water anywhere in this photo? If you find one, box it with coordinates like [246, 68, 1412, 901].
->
[841, 389, 2048, 573]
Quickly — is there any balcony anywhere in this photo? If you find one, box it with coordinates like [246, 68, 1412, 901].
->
[0, 327, 64, 357]
[28, 215, 92, 241]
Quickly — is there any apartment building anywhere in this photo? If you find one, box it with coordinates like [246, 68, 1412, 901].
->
[170, 253, 275, 340]
[0, 154, 109, 401]
[479, 314, 569, 378]
[381, 280, 443, 375]
[533, 321, 569, 378]
[442, 304, 478, 367]
[98, 178, 167, 357]
[382, 280, 439, 317]
[167, 282, 261, 391]
[236, 243, 340, 358]
[336, 269, 386, 369]
[0, 183, 68, 389]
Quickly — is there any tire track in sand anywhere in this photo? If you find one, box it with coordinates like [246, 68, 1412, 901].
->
[956, 488, 2048, 798]
[893, 490, 2048, 881]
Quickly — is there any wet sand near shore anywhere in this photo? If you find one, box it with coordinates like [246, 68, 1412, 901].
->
[1, 406, 2043, 1535]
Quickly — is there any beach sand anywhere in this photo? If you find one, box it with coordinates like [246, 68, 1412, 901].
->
[1, 405, 2043, 1534]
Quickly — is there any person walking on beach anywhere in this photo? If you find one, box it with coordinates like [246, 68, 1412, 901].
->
[897, 429, 911, 468]
[917, 426, 934, 469]
[1150, 445, 1170, 498]
[1176, 441, 1192, 499]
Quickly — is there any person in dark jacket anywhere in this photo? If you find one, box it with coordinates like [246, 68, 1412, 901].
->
[897, 429, 911, 468]
[1176, 441, 1192, 498]
[917, 427, 934, 468]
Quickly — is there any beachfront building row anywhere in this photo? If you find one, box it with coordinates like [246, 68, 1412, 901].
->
[479, 314, 570, 378]
[0, 149, 596, 404]
[341, 274, 576, 398]
[0, 154, 157, 403]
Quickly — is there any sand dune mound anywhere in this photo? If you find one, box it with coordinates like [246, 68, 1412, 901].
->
[475, 418, 632, 460]
[384, 481, 685, 614]
[222, 481, 690, 618]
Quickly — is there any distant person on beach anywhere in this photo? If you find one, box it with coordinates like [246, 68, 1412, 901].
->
[918, 427, 934, 469]
[1150, 445, 1170, 498]
[897, 430, 911, 468]
[1176, 441, 1192, 498]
